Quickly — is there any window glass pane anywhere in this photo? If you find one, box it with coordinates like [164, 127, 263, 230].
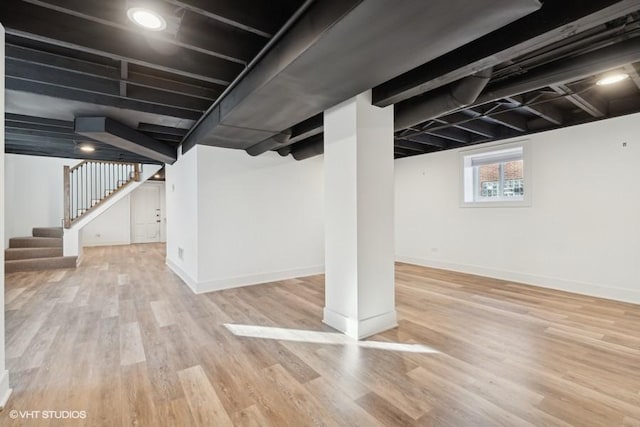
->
[478, 163, 500, 198]
[502, 159, 523, 197]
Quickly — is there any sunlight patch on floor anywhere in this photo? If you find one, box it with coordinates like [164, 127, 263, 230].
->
[224, 323, 439, 354]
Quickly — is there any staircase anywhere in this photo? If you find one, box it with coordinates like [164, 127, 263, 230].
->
[5, 227, 76, 273]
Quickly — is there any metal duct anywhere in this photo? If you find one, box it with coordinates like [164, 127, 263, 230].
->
[474, 36, 640, 106]
[182, 0, 540, 152]
[394, 68, 493, 131]
[287, 35, 640, 161]
[245, 131, 291, 156]
[290, 134, 324, 160]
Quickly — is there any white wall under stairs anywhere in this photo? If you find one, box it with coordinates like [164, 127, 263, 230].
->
[63, 164, 162, 258]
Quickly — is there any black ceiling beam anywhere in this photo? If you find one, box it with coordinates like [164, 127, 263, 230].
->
[465, 108, 529, 133]
[1, 0, 240, 85]
[549, 84, 608, 117]
[7, 43, 224, 101]
[394, 139, 437, 153]
[137, 123, 189, 138]
[504, 95, 565, 125]
[164, 0, 300, 38]
[436, 113, 496, 138]
[5, 140, 156, 164]
[22, 0, 265, 64]
[401, 133, 448, 149]
[7, 77, 202, 121]
[372, 0, 640, 106]
[5, 113, 73, 129]
[289, 114, 324, 145]
[423, 127, 471, 144]
[74, 117, 178, 164]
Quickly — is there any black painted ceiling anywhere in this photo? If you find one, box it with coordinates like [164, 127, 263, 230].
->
[2, 0, 640, 163]
[1, 0, 304, 163]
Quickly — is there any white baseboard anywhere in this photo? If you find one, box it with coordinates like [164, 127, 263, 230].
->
[195, 265, 324, 294]
[83, 240, 131, 247]
[0, 370, 12, 409]
[166, 259, 324, 295]
[397, 255, 640, 305]
[165, 258, 198, 294]
[323, 307, 398, 340]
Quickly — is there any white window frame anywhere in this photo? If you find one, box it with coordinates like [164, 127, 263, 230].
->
[460, 139, 532, 208]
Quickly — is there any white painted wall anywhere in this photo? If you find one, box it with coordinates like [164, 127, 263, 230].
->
[166, 147, 199, 286]
[166, 145, 324, 293]
[81, 195, 132, 246]
[0, 22, 12, 408]
[395, 112, 640, 304]
[81, 181, 166, 247]
[4, 154, 81, 247]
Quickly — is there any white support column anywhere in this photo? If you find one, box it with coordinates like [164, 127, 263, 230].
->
[0, 23, 13, 408]
[323, 90, 397, 340]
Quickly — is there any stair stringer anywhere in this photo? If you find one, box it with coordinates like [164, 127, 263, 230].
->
[63, 164, 162, 258]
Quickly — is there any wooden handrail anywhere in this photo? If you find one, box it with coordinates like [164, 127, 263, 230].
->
[64, 160, 142, 228]
[63, 165, 71, 228]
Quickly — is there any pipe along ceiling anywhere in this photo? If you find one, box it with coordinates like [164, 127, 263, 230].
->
[277, 35, 640, 161]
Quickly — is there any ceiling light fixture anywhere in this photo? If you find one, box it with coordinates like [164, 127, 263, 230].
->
[596, 72, 629, 86]
[154, 174, 161, 179]
[127, 7, 167, 31]
[80, 145, 95, 152]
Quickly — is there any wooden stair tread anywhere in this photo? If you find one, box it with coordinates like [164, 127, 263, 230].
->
[9, 237, 63, 248]
[5, 256, 78, 273]
[5, 247, 63, 260]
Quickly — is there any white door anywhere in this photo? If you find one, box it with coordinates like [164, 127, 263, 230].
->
[131, 185, 161, 243]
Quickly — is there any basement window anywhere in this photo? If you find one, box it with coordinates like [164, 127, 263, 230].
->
[461, 141, 531, 207]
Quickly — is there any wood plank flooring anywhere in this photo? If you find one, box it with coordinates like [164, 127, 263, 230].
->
[1, 243, 639, 426]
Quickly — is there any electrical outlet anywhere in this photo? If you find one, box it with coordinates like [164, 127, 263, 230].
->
[178, 247, 184, 260]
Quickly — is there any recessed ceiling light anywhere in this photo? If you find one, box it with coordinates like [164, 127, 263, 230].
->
[127, 7, 166, 31]
[596, 73, 629, 86]
[80, 145, 95, 152]
[154, 174, 161, 178]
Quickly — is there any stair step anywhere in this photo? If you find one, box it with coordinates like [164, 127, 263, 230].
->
[5, 247, 63, 260]
[32, 227, 64, 238]
[9, 237, 63, 248]
[5, 256, 77, 273]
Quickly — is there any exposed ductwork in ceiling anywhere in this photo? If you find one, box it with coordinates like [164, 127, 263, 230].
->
[394, 68, 493, 132]
[181, 0, 542, 152]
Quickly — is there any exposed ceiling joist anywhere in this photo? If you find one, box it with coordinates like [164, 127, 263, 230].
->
[164, 0, 295, 38]
[6, 77, 202, 121]
[423, 127, 470, 144]
[0, 0, 240, 85]
[372, 0, 640, 106]
[395, 139, 439, 153]
[437, 112, 496, 138]
[504, 95, 565, 125]
[403, 133, 449, 149]
[18, 0, 266, 65]
[466, 107, 529, 132]
[74, 117, 178, 164]
[550, 84, 608, 117]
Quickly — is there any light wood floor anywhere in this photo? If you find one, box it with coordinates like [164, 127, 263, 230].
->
[2, 244, 640, 426]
